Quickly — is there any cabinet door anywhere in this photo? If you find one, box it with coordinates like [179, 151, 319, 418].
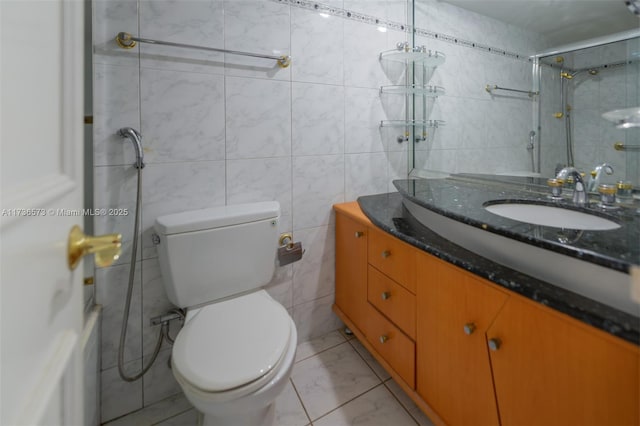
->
[335, 212, 369, 329]
[416, 253, 508, 426]
[488, 297, 640, 426]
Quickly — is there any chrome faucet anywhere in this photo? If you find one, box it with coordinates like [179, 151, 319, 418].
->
[587, 163, 614, 192]
[556, 167, 588, 207]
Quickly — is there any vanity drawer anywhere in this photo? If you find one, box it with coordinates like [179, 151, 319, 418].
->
[363, 304, 416, 389]
[368, 228, 416, 293]
[368, 265, 416, 339]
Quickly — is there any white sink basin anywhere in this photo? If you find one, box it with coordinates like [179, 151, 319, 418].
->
[403, 198, 638, 316]
[484, 202, 620, 230]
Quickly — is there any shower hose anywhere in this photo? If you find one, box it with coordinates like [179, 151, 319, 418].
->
[117, 167, 165, 382]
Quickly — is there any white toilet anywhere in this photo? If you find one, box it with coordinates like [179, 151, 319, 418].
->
[154, 201, 297, 426]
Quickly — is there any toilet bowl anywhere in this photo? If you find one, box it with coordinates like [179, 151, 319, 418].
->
[172, 291, 297, 426]
[154, 202, 298, 425]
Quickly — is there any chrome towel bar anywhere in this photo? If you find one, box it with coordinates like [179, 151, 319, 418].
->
[613, 142, 640, 151]
[485, 84, 538, 97]
[115, 31, 291, 68]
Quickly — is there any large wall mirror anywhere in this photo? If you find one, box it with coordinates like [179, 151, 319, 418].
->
[409, 0, 639, 189]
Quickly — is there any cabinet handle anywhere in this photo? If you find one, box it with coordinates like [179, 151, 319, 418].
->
[379, 335, 388, 344]
[488, 338, 501, 351]
[355, 231, 364, 238]
[381, 291, 391, 300]
[381, 250, 391, 258]
[463, 323, 476, 335]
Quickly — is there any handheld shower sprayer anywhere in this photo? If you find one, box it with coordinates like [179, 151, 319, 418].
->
[527, 130, 536, 172]
[118, 127, 145, 169]
[115, 127, 164, 382]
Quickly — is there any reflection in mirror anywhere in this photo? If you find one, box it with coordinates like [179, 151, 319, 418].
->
[537, 37, 640, 188]
[409, 0, 639, 192]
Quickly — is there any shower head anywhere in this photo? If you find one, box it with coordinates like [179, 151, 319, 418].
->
[118, 127, 145, 169]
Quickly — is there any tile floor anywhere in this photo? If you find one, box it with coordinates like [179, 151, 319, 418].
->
[103, 329, 434, 426]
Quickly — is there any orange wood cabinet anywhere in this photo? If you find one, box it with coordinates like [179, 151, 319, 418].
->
[416, 251, 509, 426]
[361, 303, 416, 388]
[334, 202, 640, 426]
[368, 265, 416, 339]
[487, 297, 640, 426]
[368, 227, 416, 293]
[335, 208, 370, 328]
[334, 203, 417, 389]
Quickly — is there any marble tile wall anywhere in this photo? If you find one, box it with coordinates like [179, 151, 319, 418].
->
[412, 0, 548, 176]
[93, 0, 408, 422]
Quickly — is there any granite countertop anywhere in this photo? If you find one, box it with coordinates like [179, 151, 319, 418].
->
[394, 175, 640, 273]
[357, 190, 640, 346]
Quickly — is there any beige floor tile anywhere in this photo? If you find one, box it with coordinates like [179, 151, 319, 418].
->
[291, 342, 381, 421]
[295, 329, 346, 363]
[385, 378, 435, 426]
[273, 380, 310, 426]
[313, 384, 417, 426]
[153, 408, 198, 426]
[104, 393, 192, 426]
[349, 338, 391, 381]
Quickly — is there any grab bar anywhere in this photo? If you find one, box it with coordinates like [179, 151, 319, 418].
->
[115, 32, 291, 68]
[613, 142, 640, 151]
[485, 84, 538, 97]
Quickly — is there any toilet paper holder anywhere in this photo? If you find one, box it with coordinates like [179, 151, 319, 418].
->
[278, 233, 304, 266]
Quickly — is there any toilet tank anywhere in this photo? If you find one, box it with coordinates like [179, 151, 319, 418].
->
[154, 202, 280, 308]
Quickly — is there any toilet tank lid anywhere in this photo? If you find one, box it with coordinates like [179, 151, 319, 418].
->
[155, 201, 280, 235]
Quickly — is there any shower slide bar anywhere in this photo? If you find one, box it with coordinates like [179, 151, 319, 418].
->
[485, 84, 538, 97]
[115, 32, 291, 68]
[613, 142, 640, 151]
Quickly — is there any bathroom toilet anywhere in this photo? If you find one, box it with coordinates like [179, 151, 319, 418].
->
[154, 201, 297, 426]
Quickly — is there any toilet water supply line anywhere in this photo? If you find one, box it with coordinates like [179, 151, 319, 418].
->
[117, 128, 170, 382]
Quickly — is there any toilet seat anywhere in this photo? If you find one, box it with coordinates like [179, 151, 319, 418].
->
[172, 290, 292, 395]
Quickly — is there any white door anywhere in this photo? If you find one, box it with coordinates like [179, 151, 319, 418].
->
[1, 1, 86, 424]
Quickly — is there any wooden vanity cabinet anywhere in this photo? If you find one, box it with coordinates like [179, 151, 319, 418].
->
[335, 205, 370, 328]
[416, 252, 508, 426]
[368, 227, 416, 293]
[333, 202, 640, 426]
[334, 204, 417, 389]
[487, 297, 640, 426]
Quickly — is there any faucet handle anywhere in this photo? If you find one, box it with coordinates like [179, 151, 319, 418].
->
[547, 178, 563, 199]
[598, 184, 617, 208]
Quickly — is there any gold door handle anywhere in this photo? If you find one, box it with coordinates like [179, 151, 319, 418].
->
[68, 225, 122, 270]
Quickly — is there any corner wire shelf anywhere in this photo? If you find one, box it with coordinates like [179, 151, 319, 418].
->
[380, 85, 445, 96]
[114, 32, 291, 68]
